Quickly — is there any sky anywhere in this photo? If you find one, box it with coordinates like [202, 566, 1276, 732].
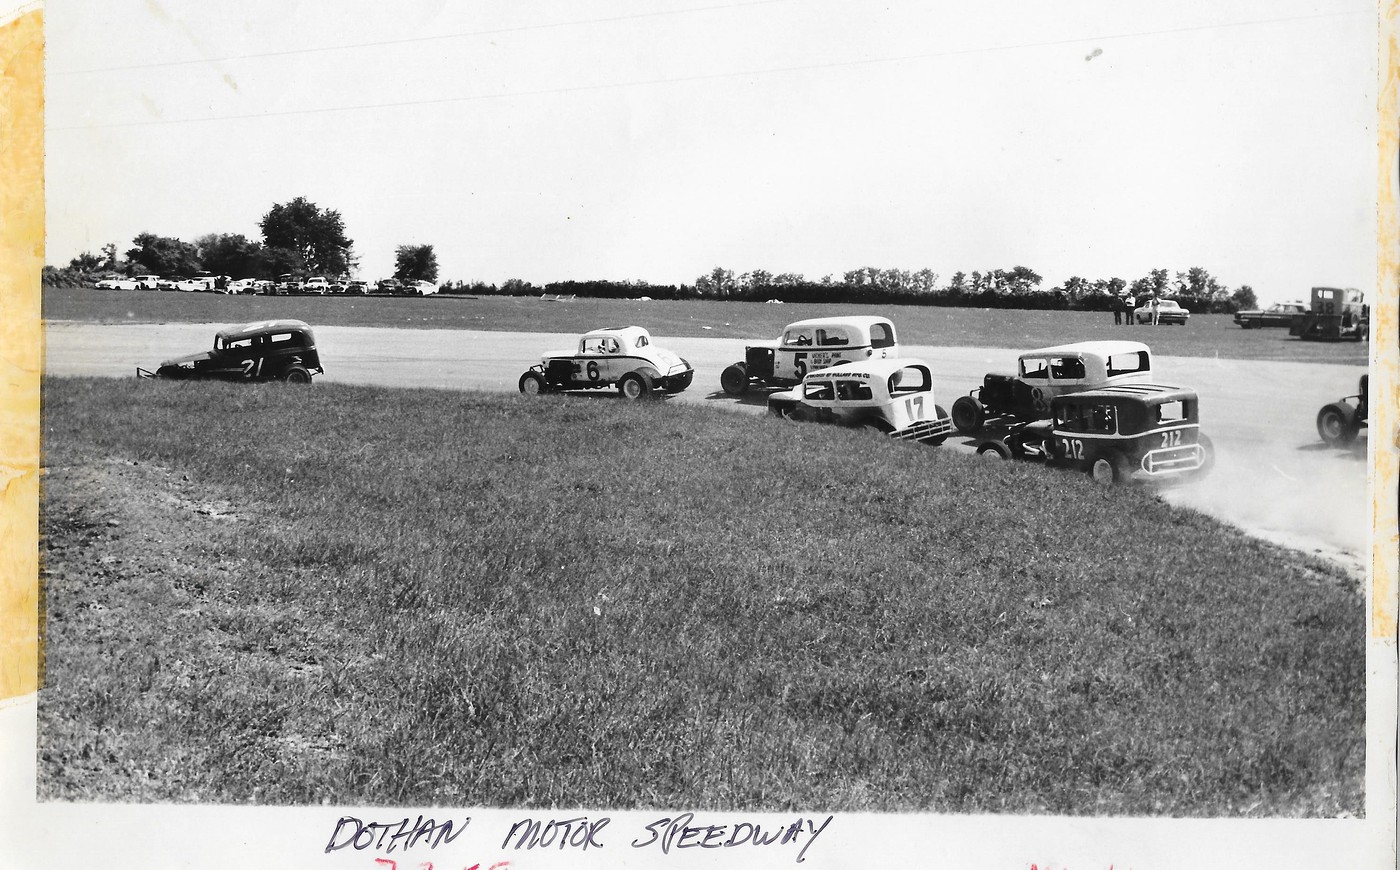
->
[43, 0, 1379, 303]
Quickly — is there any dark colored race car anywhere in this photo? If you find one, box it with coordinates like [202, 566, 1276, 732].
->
[976, 384, 1213, 485]
[1316, 374, 1368, 447]
[138, 319, 323, 383]
[1233, 301, 1306, 329]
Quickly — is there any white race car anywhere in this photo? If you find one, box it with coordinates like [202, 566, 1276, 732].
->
[518, 326, 694, 400]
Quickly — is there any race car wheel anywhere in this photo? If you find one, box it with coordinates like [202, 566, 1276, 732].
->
[977, 441, 1011, 460]
[1316, 403, 1358, 446]
[284, 365, 313, 384]
[720, 363, 749, 396]
[519, 371, 548, 395]
[1195, 433, 1216, 478]
[951, 396, 985, 433]
[924, 404, 950, 446]
[618, 372, 653, 401]
[1090, 453, 1131, 486]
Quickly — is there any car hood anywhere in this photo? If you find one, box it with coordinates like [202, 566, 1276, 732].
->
[160, 350, 213, 367]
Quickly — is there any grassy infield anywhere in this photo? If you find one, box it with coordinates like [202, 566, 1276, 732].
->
[39, 372, 1364, 814]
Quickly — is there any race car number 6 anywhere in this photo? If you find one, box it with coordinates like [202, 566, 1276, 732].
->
[587, 361, 600, 380]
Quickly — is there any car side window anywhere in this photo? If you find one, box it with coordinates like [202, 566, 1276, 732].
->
[869, 323, 895, 349]
[1107, 351, 1149, 377]
[635, 335, 648, 348]
[1021, 358, 1049, 379]
[803, 381, 835, 401]
[835, 381, 871, 401]
[784, 329, 815, 347]
[816, 328, 849, 346]
[1089, 405, 1117, 433]
[1049, 357, 1086, 380]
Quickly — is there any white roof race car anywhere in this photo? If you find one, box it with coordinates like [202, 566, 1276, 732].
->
[767, 357, 953, 444]
[519, 326, 694, 400]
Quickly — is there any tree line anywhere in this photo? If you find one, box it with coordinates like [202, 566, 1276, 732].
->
[45, 196, 1258, 313]
[45, 196, 439, 287]
[438, 265, 1257, 314]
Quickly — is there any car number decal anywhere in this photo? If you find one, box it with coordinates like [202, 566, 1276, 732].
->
[587, 361, 601, 381]
[1160, 429, 1183, 448]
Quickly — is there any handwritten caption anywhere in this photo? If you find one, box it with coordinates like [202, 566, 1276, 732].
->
[326, 812, 835, 864]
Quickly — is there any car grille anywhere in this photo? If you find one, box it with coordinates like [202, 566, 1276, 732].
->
[893, 417, 954, 443]
[1141, 444, 1203, 475]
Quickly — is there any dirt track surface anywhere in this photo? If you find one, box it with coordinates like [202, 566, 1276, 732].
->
[45, 321, 1371, 573]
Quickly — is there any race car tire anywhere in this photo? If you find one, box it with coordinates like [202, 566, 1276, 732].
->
[1316, 403, 1359, 446]
[1090, 453, 1131, 485]
[519, 371, 548, 395]
[618, 372, 653, 401]
[284, 365, 313, 384]
[951, 396, 985, 433]
[976, 441, 1011, 460]
[720, 363, 749, 396]
[1195, 433, 1216, 478]
[925, 404, 950, 446]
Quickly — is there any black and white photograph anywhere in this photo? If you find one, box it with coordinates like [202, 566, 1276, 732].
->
[3, 0, 1396, 867]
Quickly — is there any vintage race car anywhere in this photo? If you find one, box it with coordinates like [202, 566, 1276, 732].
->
[1316, 374, 1368, 446]
[951, 340, 1154, 433]
[976, 384, 1214, 485]
[137, 319, 323, 383]
[1234, 301, 1306, 329]
[767, 358, 952, 444]
[720, 316, 899, 396]
[518, 326, 694, 400]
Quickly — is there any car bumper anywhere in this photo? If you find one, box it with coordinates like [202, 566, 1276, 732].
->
[1134, 444, 1206, 479]
[891, 417, 954, 443]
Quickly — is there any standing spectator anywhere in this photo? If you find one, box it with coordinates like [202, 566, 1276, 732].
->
[1113, 293, 1123, 325]
[1123, 292, 1136, 326]
[1150, 292, 1161, 326]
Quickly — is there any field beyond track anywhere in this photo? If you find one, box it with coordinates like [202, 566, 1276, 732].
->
[39, 378, 1365, 814]
[43, 286, 1370, 366]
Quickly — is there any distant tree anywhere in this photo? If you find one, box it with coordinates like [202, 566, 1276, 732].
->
[259, 197, 355, 276]
[695, 267, 736, 298]
[500, 277, 534, 296]
[946, 271, 968, 294]
[1058, 275, 1092, 301]
[195, 233, 264, 278]
[394, 244, 439, 283]
[1130, 268, 1172, 299]
[100, 242, 118, 271]
[1001, 265, 1042, 294]
[1230, 285, 1258, 311]
[125, 233, 200, 276]
[66, 251, 104, 272]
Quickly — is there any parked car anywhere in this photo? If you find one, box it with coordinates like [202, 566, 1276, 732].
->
[302, 276, 329, 295]
[767, 358, 953, 445]
[1316, 374, 1369, 446]
[721, 316, 900, 396]
[976, 385, 1213, 485]
[1134, 298, 1190, 324]
[405, 280, 439, 296]
[1234, 301, 1306, 329]
[133, 274, 164, 291]
[344, 281, 368, 295]
[95, 277, 138, 290]
[518, 326, 693, 399]
[137, 319, 323, 383]
[226, 278, 257, 295]
[951, 340, 1154, 433]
